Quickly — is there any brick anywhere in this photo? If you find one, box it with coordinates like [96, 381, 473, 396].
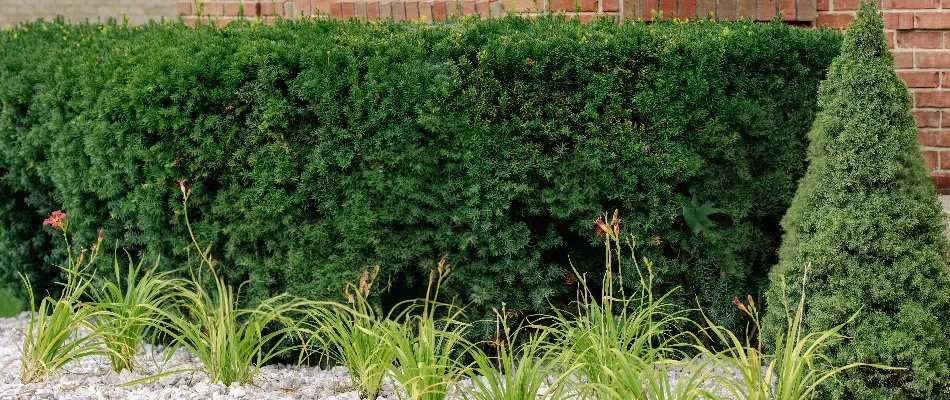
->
[924, 150, 938, 170]
[354, 0, 368, 18]
[779, 0, 795, 20]
[623, 0, 637, 18]
[202, 2, 226, 15]
[406, 0, 420, 18]
[675, 0, 695, 18]
[738, 0, 755, 18]
[914, 111, 941, 127]
[642, 0, 658, 18]
[916, 90, 950, 107]
[432, 0, 447, 18]
[603, 0, 620, 12]
[900, 71, 940, 87]
[378, 0, 393, 18]
[942, 111, 950, 126]
[886, 30, 896, 48]
[917, 129, 950, 148]
[223, 2, 240, 16]
[391, 0, 407, 19]
[798, 0, 817, 20]
[330, 1, 343, 17]
[816, 13, 853, 28]
[758, 0, 777, 20]
[720, 0, 737, 20]
[367, 1, 379, 18]
[313, 0, 334, 13]
[920, 130, 938, 145]
[915, 12, 950, 29]
[943, 0, 950, 7]
[294, 0, 312, 14]
[549, 0, 571, 9]
[444, 0, 460, 14]
[418, 0, 433, 19]
[225, 2, 259, 17]
[698, 0, 715, 18]
[260, 1, 285, 16]
[897, 31, 942, 48]
[817, 0, 829, 10]
[883, 0, 938, 8]
[930, 171, 950, 189]
[939, 150, 950, 169]
[942, 70, 950, 87]
[658, 0, 677, 18]
[916, 51, 950, 68]
[182, 16, 199, 25]
[892, 50, 915, 67]
[884, 12, 914, 29]
[475, 0, 490, 14]
[460, 0, 476, 14]
[832, 0, 858, 10]
[177, 1, 192, 15]
[509, 0, 542, 11]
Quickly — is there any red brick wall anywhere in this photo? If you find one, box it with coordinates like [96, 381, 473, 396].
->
[177, 0, 818, 22]
[177, 0, 950, 189]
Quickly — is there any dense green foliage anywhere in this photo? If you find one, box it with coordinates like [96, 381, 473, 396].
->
[762, 3, 950, 398]
[0, 16, 841, 331]
[0, 286, 22, 317]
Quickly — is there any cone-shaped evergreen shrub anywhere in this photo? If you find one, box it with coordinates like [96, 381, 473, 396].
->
[762, 3, 950, 398]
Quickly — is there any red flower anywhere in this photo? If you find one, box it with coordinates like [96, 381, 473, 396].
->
[43, 210, 67, 229]
[732, 296, 748, 313]
[594, 216, 611, 237]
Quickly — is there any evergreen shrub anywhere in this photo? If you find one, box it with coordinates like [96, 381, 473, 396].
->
[0, 16, 841, 331]
[762, 3, 950, 398]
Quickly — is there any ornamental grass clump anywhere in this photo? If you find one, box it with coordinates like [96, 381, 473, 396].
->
[380, 260, 470, 400]
[461, 306, 580, 400]
[19, 211, 114, 383]
[547, 211, 697, 399]
[762, 2, 950, 398]
[87, 247, 185, 372]
[142, 183, 315, 385]
[310, 267, 395, 400]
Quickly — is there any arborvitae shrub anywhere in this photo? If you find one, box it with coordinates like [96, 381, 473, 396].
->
[762, 3, 950, 398]
[0, 17, 841, 332]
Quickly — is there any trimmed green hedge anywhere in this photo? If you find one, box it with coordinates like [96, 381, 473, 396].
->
[0, 16, 841, 331]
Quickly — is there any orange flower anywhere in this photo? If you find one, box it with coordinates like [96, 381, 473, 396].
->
[732, 296, 748, 313]
[594, 216, 611, 236]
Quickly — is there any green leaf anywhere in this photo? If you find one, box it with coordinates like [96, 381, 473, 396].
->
[681, 194, 724, 235]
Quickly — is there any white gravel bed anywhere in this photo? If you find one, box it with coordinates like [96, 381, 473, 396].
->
[0, 313, 376, 400]
[0, 313, 744, 400]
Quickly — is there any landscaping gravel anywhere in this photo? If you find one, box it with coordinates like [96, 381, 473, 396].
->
[0, 313, 743, 400]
